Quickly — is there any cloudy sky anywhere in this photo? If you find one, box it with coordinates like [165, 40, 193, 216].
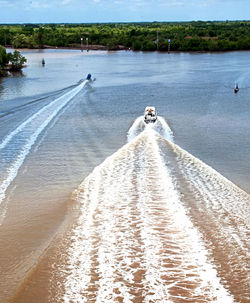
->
[0, 0, 249, 23]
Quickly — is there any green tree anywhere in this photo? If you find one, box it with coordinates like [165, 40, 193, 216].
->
[0, 45, 8, 75]
[33, 27, 44, 48]
[141, 40, 156, 51]
[132, 40, 141, 51]
[0, 45, 8, 66]
[8, 50, 27, 71]
[12, 34, 31, 48]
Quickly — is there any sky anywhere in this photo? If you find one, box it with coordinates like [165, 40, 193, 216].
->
[0, 0, 249, 23]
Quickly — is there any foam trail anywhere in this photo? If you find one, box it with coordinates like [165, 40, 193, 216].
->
[168, 141, 250, 301]
[235, 71, 250, 89]
[0, 81, 87, 207]
[156, 116, 173, 141]
[127, 116, 145, 142]
[0, 81, 87, 150]
[127, 115, 173, 143]
[171, 141, 249, 248]
[59, 129, 234, 303]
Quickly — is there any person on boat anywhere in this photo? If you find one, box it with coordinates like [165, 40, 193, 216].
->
[86, 73, 92, 80]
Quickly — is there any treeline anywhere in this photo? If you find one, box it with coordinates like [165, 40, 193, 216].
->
[0, 46, 27, 75]
[0, 21, 250, 52]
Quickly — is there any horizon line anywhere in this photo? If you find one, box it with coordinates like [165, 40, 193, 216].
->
[0, 19, 249, 25]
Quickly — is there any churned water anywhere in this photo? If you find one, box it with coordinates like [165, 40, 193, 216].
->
[0, 49, 249, 302]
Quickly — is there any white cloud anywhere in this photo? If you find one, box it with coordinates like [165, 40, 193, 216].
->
[159, 0, 190, 7]
[29, 1, 50, 8]
[0, 0, 15, 7]
[134, 0, 147, 7]
[23, 0, 56, 12]
[61, 0, 72, 5]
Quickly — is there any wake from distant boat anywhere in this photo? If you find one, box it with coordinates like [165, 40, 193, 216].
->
[0, 81, 87, 215]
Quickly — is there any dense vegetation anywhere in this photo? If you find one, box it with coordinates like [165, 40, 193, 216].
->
[0, 46, 8, 75]
[0, 21, 250, 52]
[0, 46, 27, 75]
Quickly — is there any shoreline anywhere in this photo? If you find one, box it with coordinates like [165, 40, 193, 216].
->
[6, 44, 130, 51]
[5, 45, 250, 53]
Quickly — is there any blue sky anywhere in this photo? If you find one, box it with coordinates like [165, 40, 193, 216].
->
[0, 0, 249, 23]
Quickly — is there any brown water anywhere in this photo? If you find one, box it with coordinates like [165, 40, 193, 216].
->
[0, 50, 249, 302]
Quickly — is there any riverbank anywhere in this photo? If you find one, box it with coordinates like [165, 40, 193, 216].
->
[1, 21, 249, 52]
[46, 44, 129, 51]
[7, 44, 250, 54]
[5, 44, 130, 51]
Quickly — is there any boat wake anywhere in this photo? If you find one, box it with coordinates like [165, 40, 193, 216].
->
[53, 122, 249, 302]
[127, 115, 173, 143]
[0, 81, 88, 222]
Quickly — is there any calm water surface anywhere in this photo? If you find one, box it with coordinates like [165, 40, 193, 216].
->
[0, 49, 249, 302]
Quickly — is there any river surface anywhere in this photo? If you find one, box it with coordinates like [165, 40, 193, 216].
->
[0, 49, 249, 302]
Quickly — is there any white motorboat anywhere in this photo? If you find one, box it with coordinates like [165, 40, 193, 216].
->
[144, 106, 157, 124]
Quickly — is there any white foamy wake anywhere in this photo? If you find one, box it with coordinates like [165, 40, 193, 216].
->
[127, 116, 173, 143]
[60, 129, 234, 303]
[0, 81, 87, 208]
[169, 141, 250, 301]
[172, 142, 249, 245]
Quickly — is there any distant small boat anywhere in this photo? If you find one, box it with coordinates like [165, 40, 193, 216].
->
[86, 73, 96, 82]
[234, 83, 239, 93]
[42, 58, 45, 66]
[144, 106, 157, 124]
[86, 73, 92, 80]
